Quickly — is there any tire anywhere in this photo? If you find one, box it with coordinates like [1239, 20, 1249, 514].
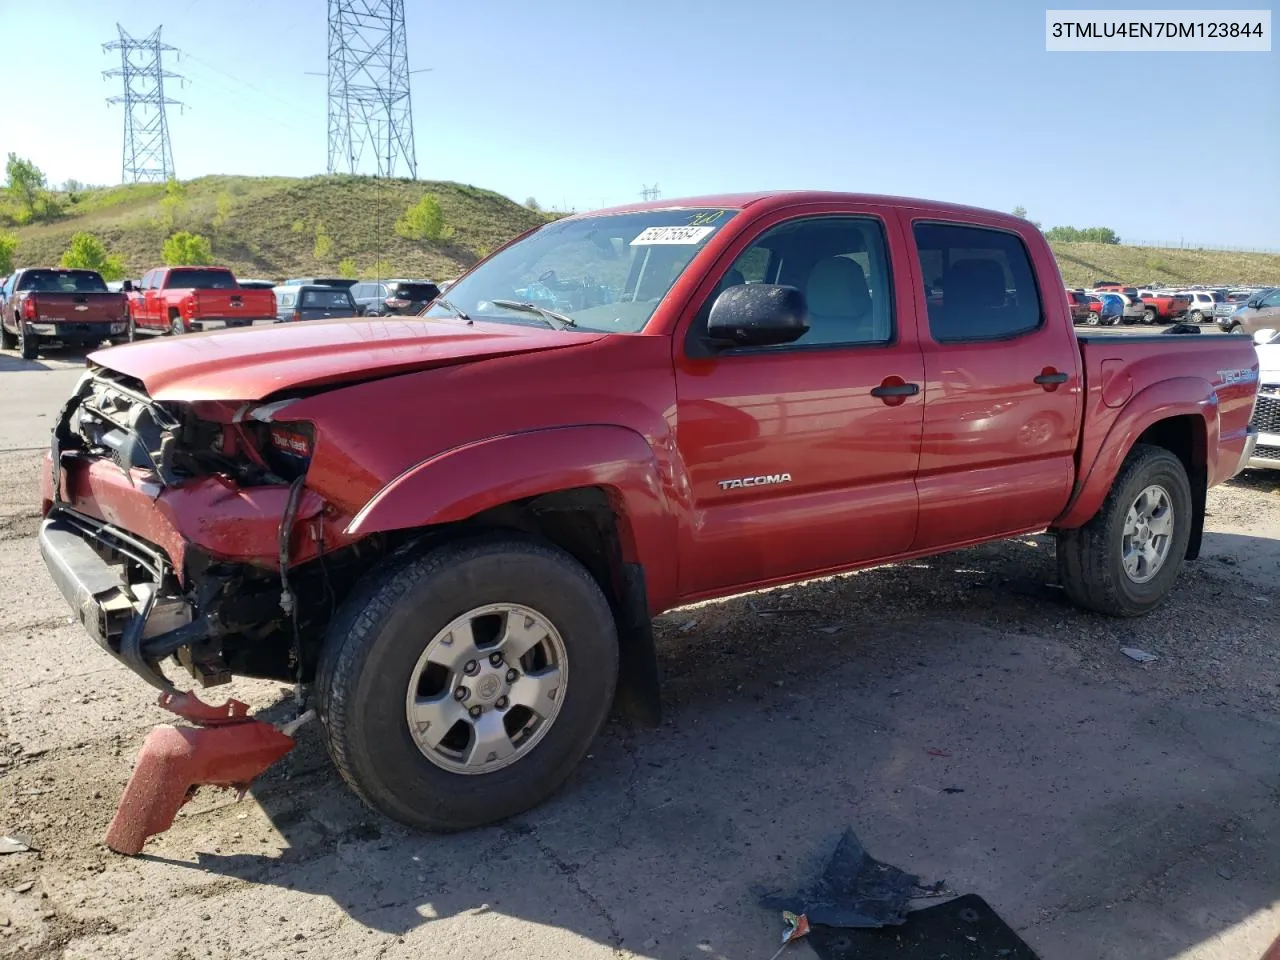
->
[18, 323, 37, 360]
[1188, 310, 1203, 323]
[0, 321, 15, 351]
[316, 534, 620, 832]
[1143, 307, 1157, 324]
[126, 313, 138, 342]
[1056, 443, 1193, 617]
[1228, 323, 1243, 334]
[1087, 311, 1100, 325]
[170, 314, 184, 336]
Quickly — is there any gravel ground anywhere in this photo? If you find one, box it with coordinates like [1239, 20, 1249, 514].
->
[0, 347, 1277, 959]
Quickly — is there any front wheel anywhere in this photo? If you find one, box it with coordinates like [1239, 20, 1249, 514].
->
[1143, 307, 1158, 324]
[1056, 444, 1192, 617]
[0, 321, 15, 351]
[1188, 310, 1203, 323]
[1227, 323, 1244, 334]
[316, 535, 620, 831]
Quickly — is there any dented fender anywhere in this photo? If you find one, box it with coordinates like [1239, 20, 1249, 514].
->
[1054, 376, 1217, 529]
[346, 425, 679, 608]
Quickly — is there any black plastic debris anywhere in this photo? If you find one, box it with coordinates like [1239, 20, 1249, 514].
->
[806, 893, 1040, 959]
[756, 828, 922, 928]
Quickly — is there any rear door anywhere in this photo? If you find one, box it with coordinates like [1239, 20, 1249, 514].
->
[672, 204, 925, 597]
[904, 216, 1082, 550]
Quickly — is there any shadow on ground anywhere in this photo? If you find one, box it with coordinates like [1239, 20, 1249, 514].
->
[129, 533, 1280, 959]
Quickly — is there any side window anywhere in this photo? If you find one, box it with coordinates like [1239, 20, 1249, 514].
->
[913, 221, 1042, 343]
[280, 293, 296, 308]
[690, 215, 894, 350]
[1261, 291, 1280, 308]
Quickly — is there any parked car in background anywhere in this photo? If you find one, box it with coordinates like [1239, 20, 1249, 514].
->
[1083, 291, 1124, 325]
[125, 267, 277, 337]
[1220, 288, 1280, 335]
[236, 278, 278, 290]
[1065, 289, 1091, 323]
[1135, 290, 1190, 324]
[354, 278, 441, 316]
[1248, 327, 1280, 470]
[36, 190, 1261, 841]
[0, 268, 129, 359]
[1111, 291, 1146, 324]
[283, 277, 358, 289]
[274, 284, 361, 323]
[1177, 290, 1224, 323]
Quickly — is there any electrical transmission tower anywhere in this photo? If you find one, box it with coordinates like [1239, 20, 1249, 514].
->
[640, 184, 661, 201]
[326, 0, 418, 178]
[103, 25, 184, 184]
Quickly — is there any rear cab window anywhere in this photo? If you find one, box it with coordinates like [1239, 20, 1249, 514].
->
[301, 289, 354, 308]
[164, 268, 238, 290]
[912, 221, 1042, 342]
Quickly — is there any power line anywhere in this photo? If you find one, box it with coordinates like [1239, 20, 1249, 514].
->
[326, 0, 419, 178]
[103, 24, 184, 184]
[640, 183, 661, 201]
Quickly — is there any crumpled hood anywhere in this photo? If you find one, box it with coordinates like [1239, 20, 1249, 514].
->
[87, 317, 603, 401]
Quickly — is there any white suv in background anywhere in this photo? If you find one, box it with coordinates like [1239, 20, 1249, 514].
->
[1179, 290, 1224, 323]
[1250, 328, 1280, 470]
[1109, 291, 1146, 323]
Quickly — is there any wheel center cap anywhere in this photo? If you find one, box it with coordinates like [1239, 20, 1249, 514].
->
[475, 674, 503, 702]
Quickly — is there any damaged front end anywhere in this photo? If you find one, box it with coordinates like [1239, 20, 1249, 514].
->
[38, 365, 373, 854]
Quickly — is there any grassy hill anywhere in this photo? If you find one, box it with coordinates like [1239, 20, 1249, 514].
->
[7, 175, 554, 281]
[7, 175, 1280, 289]
[1049, 241, 1280, 288]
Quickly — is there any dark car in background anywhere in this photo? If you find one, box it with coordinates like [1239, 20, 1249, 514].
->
[273, 284, 361, 322]
[351, 278, 440, 316]
[282, 277, 358, 289]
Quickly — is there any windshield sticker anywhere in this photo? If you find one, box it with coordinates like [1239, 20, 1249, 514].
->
[687, 209, 727, 226]
[630, 225, 716, 246]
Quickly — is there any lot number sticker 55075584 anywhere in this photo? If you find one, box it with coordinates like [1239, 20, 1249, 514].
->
[630, 225, 716, 246]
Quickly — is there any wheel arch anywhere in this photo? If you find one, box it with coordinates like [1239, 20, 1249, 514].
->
[1055, 379, 1216, 552]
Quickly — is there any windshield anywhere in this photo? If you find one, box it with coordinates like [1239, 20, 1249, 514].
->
[391, 283, 438, 301]
[300, 289, 354, 308]
[425, 208, 739, 332]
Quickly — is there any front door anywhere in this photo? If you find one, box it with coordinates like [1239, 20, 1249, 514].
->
[673, 208, 925, 598]
[905, 216, 1083, 550]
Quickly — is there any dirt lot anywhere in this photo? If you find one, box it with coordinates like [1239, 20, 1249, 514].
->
[1, 353, 1278, 960]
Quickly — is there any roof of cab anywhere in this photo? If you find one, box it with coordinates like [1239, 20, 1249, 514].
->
[570, 190, 1022, 223]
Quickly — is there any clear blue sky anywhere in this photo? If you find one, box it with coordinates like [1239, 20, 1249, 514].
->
[3, 0, 1277, 247]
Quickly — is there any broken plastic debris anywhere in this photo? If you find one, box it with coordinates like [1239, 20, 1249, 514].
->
[755, 827, 924, 928]
[0, 834, 33, 855]
[767, 911, 811, 959]
[1121, 647, 1159, 663]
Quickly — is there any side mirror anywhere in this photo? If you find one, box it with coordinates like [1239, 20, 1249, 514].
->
[706, 284, 809, 349]
[1246, 299, 1261, 309]
[1254, 328, 1277, 346]
[121, 280, 134, 292]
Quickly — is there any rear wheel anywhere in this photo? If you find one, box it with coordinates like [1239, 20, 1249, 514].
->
[1188, 309, 1204, 323]
[316, 535, 620, 831]
[0, 320, 15, 351]
[169, 312, 184, 336]
[18, 323, 37, 360]
[1057, 444, 1192, 617]
[1087, 311, 1100, 325]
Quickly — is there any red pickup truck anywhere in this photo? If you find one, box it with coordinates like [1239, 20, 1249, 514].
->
[1, 268, 129, 359]
[37, 191, 1260, 848]
[124, 266, 276, 337]
[1137, 290, 1191, 324]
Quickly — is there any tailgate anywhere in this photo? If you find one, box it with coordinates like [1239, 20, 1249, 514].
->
[32, 293, 126, 323]
[192, 289, 275, 317]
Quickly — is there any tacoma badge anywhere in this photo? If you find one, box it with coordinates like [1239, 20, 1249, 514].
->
[717, 473, 792, 491]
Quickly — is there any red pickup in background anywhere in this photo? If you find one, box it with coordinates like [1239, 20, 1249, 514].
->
[124, 266, 276, 337]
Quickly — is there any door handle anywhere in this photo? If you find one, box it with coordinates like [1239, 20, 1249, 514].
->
[1034, 371, 1069, 385]
[870, 382, 920, 398]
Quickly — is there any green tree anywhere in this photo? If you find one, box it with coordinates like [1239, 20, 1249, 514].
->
[155, 178, 187, 230]
[361, 258, 393, 280]
[525, 196, 541, 211]
[59, 232, 126, 281]
[1044, 225, 1121, 244]
[313, 222, 334, 260]
[212, 191, 233, 229]
[5, 154, 45, 219]
[162, 230, 213, 266]
[394, 193, 454, 242]
[0, 232, 17, 275]
[1012, 205, 1027, 219]
[337, 257, 358, 279]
